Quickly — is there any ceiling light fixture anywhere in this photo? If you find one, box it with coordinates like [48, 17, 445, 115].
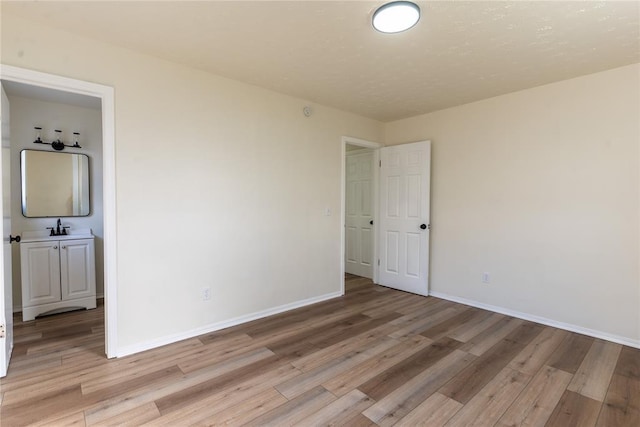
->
[372, 1, 420, 34]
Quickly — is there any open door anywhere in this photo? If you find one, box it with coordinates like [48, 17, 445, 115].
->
[378, 141, 431, 296]
[0, 83, 14, 377]
[345, 150, 375, 279]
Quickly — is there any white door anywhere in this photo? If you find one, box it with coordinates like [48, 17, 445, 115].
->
[345, 151, 374, 278]
[378, 141, 431, 296]
[0, 84, 13, 377]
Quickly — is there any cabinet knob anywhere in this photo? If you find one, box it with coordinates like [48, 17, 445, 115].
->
[53, 245, 58, 250]
[62, 246, 66, 249]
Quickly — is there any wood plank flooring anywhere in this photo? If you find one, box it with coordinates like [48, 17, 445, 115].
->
[1, 274, 638, 426]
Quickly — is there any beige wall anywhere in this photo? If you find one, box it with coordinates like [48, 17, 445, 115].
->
[386, 64, 640, 343]
[2, 13, 384, 351]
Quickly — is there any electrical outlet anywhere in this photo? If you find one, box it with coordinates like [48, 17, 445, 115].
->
[482, 272, 490, 284]
[202, 287, 211, 301]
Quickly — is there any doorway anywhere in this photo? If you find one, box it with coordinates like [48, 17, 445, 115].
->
[345, 146, 375, 279]
[0, 65, 117, 374]
[340, 137, 432, 300]
[340, 137, 381, 295]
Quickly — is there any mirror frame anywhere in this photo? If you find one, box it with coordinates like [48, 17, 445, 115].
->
[20, 149, 91, 218]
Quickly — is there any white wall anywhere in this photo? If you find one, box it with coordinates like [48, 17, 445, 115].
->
[8, 96, 104, 309]
[1, 13, 383, 352]
[385, 64, 640, 345]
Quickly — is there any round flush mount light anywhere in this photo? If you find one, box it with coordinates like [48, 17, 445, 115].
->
[372, 1, 420, 34]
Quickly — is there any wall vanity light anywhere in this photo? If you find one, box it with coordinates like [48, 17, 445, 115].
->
[372, 1, 421, 34]
[33, 126, 82, 150]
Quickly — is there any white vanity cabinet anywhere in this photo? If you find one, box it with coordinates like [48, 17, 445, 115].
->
[20, 231, 96, 321]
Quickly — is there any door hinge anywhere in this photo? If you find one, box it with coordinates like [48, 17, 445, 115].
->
[377, 259, 380, 266]
[0, 324, 5, 338]
[379, 160, 381, 167]
[428, 224, 431, 230]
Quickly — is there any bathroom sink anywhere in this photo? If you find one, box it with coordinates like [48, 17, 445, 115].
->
[20, 228, 94, 243]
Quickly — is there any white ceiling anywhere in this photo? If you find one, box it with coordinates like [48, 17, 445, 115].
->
[3, 1, 639, 122]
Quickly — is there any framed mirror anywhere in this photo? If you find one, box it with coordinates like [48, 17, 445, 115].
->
[20, 149, 90, 217]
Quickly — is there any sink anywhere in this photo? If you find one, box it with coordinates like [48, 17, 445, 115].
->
[20, 228, 94, 243]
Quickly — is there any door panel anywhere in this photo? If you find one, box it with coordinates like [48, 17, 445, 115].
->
[345, 151, 374, 279]
[386, 175, 400, 217]
[406, 232, 421, 278]
[346, 226, 358, 263]
[407, 175, 421, 218]
[0, 84, 12, 377]
[361, 181, 372, 216]
[385, 231, 399, 273]
[378, 141, 431, 296]
[361, 228, 373, 266]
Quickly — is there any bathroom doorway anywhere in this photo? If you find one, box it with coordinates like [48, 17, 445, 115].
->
[0, 65, 117, 375]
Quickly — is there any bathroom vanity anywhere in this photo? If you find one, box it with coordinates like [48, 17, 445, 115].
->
[20, 229, 96, 321]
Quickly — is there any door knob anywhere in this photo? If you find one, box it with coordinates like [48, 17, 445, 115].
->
[9, 235, 21, 243]
[420, 224, 427, 230]
[369, 220, 374, 225]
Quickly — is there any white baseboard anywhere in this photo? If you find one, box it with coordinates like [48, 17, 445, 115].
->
[429, 291, 640, 349]
[116, 291, 343, 358]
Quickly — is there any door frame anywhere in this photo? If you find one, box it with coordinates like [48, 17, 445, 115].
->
[0, 64, 118, 358]
[340, 136, 381, 295]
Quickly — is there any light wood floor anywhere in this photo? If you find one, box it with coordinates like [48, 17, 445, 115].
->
[1, 275, 638, 426]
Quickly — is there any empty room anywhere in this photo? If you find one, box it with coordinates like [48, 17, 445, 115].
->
[0, 1, 638, 426]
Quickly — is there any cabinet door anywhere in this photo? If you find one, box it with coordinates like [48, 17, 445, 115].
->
[20, 242, 61, 307]
[60, 239, 96, 301]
